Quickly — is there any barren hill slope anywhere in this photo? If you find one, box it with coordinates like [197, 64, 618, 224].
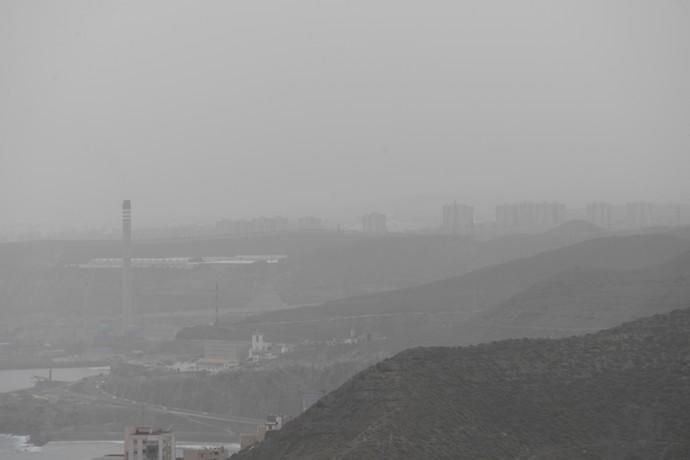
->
[237, 234, 690, 341]
[454, 250, 690, 344]
[0, 230, 597, 319]
[232, 308, 690, 460]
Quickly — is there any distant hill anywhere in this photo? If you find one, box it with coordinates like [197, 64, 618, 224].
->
[237, 234, 690, 342]
[0, 233, 360, 322]
[0, 230, 600, 322]
[232, 307, 690, 460]
[1, 231, 686, 331]
[279, 230, 602, 303]
[455, 250, 690, 344]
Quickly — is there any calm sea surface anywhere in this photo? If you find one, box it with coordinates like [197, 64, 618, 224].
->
[0, 367, 109, 393]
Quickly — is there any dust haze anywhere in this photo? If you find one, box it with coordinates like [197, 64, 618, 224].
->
[1, 0, 688, 231]
[2, 2, 690, 459]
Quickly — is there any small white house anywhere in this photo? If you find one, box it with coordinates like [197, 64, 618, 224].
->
[251, 333, 268, 353]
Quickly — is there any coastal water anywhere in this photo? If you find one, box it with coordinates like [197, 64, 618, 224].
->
[0, 435, 240, 460]
[0, 368, 239, 458]
[0, 367, 110, 393]
[0, 435, 122, 460]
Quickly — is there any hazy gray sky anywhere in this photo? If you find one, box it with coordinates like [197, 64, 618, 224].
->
[1, 0, 689, 229]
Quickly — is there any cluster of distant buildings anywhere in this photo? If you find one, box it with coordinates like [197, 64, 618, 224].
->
[215, 215, 333, 235]
[212, 201, 690, 237]
[216, 213, 391, 235]
[440, 201, 690, 236]
[585, 202, 685, 230]
[4, 200, 689, 243]
[170, 333, 292, 374]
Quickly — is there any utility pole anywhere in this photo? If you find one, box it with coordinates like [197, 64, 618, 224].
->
[214, 281, 219, 327]
[81, 269, 95, 344]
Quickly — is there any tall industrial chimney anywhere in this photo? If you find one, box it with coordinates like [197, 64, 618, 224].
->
[121, 200, 133, 333]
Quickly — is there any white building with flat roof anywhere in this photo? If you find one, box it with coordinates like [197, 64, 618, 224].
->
[124, 426, 175, 460]
[198, 340, 249, 370]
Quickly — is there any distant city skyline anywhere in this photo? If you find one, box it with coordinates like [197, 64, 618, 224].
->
[3, 198, 689, 242]
[5, 190, 690, 232]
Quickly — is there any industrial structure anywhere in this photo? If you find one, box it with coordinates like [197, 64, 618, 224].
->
[122, 199, 133, 333]
[78, 255, 287, 270]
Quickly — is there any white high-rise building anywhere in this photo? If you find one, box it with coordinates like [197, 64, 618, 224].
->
[586, 202, 614, 229]
[124, 426, 175, 460]
[362, 213, 387, 233]
[441, 202, 474, 235]
[496, 202, 565, 233]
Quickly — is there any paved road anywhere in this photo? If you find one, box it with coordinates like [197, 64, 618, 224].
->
[51, 377, 264, 426]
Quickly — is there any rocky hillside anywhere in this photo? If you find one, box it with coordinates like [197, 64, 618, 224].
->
[232, 307, 690, 460]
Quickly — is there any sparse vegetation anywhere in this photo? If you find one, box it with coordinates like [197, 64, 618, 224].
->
[231, 308, 690, 460]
